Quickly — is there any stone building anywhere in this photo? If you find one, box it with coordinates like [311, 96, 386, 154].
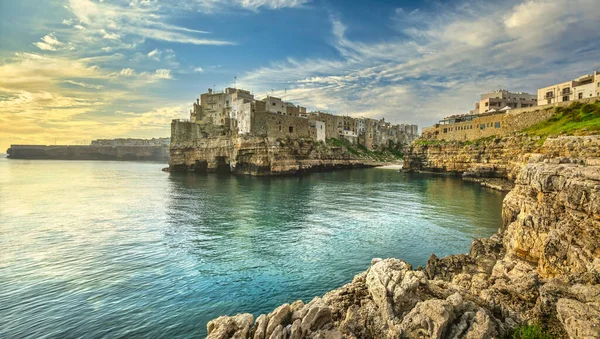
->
[186, 88, 419, 148]
[473, 90, 537, 114]
[538, 71, 600, 105]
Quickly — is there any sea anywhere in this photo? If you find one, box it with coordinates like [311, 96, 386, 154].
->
[0, 157, 505, 338]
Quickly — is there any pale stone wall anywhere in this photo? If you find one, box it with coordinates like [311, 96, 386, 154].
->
[309, 120, 325, 142]
[252, 112, 311, 140]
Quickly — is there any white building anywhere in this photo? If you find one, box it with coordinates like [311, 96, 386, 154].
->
[537, 71, 600, 105]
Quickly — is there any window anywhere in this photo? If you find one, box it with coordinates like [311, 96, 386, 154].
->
[545, 91, 553, 98]
[495, 122, 501, 128]
[563, 96, 569, 102]
[480, 124, 486, 130]
[578, 93, 583, 99]
[272, 102, 276, 106]
[485, 102, 489, 107]
[289, 126, 294, 133]
[562, 87, 570, 94]
[279, 126, 282, 131]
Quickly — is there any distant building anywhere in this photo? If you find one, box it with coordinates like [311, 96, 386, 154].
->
[473, 90, 537, 114]
[537, 71, 600, 105]
[91, 138, 170, 146]
[187, 88, 419, 149]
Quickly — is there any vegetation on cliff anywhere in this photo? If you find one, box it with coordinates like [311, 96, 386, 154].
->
[512, 325, 554, 339]
[327, 138, 404, 161]
[523, 100, 600, 138]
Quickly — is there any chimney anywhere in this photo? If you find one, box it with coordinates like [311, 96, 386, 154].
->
[196, 99, 199, 105]
[208, 88, 213, 94]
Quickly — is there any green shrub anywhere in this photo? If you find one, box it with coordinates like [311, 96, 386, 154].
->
[581, 104, 595, 114]
[512, 325, 553, 339]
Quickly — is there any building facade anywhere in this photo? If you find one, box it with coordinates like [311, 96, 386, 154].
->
[537, 71, 600, 105]
[474, 90, 537, 114]
[186, 88, 419, 149]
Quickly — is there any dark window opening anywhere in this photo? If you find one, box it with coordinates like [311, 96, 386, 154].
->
[289, 126, 294, 133]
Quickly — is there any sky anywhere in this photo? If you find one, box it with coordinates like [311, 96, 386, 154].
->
[0, 0, 599, 151]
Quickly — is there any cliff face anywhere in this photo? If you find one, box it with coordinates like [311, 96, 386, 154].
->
[403, 135, 543, 181]
[205, 136, 600, 339]
[169, 136, 393, 175]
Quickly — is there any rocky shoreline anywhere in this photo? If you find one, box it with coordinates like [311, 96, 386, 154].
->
[205, 136, 600, 339]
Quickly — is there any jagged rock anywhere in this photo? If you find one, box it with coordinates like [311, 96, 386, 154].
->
[205, 139, 600, 339]
[399, 297, 455, 338]
[267, 324, 286, 339]
[299, 298, 333, 333]
[207, 314, 254, 339]
[252, 314, 269, 339]
[266, 304, 291, 338]
[556, 298, 600, 339]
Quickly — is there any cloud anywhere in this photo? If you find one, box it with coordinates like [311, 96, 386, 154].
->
[64, 0, 235, 46]
[147, 49, 160, 59]
[191, 0, 310, 12]
[238, 0, 600, 129]
[33, 33, 64, 51]
[194, 67, 204, 73]
[152, 69, 172, 80]
[64, 80, 104, 89]
[119, 68, 136, 77]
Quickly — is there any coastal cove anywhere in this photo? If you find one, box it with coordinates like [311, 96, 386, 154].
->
[0, 158, 504, 338]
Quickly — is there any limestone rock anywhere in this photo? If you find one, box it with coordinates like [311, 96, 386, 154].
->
[556, 298, 600, 339]
[252, 314, 269, 339]
[204, 141, 600, 339]
[207, 313, 254, 339]
[266, 304, 291, 338]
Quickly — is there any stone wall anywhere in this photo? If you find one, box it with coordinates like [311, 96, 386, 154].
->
[252, 112, 311, 140]
[424, 97, 600, 142]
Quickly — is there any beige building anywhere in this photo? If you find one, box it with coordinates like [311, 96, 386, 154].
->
[538, 71, 600, 105]
[188, 88, 418, 148]
[474, 90, 537, 114]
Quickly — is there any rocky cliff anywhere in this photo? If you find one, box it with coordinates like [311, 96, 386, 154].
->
[205, 136, 600, 339]
[169, 136, 400, 175]
[404, 135, 600, 191]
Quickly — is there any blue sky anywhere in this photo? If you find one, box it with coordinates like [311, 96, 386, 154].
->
[1, 0, 599, 150]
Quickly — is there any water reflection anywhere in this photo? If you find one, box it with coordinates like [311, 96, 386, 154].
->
[0, 160, 504, 338]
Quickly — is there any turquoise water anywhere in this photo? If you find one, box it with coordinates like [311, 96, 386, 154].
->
[0, 158, 505, 338]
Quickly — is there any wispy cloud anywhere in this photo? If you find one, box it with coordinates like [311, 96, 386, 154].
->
[190, 0, 311, 12]
[239, 0, 600, 128]
[64, 80, 104, 89]
[64, 0, 235, 46]
[33, 33, 64, 51]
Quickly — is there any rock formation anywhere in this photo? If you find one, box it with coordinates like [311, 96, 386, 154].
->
[206, 136, 600, 339]
[169, 135, 397, 175]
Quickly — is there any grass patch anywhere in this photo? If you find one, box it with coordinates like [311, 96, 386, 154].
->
[512, 325, 554, 339]
[522, 100, 600, 139]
